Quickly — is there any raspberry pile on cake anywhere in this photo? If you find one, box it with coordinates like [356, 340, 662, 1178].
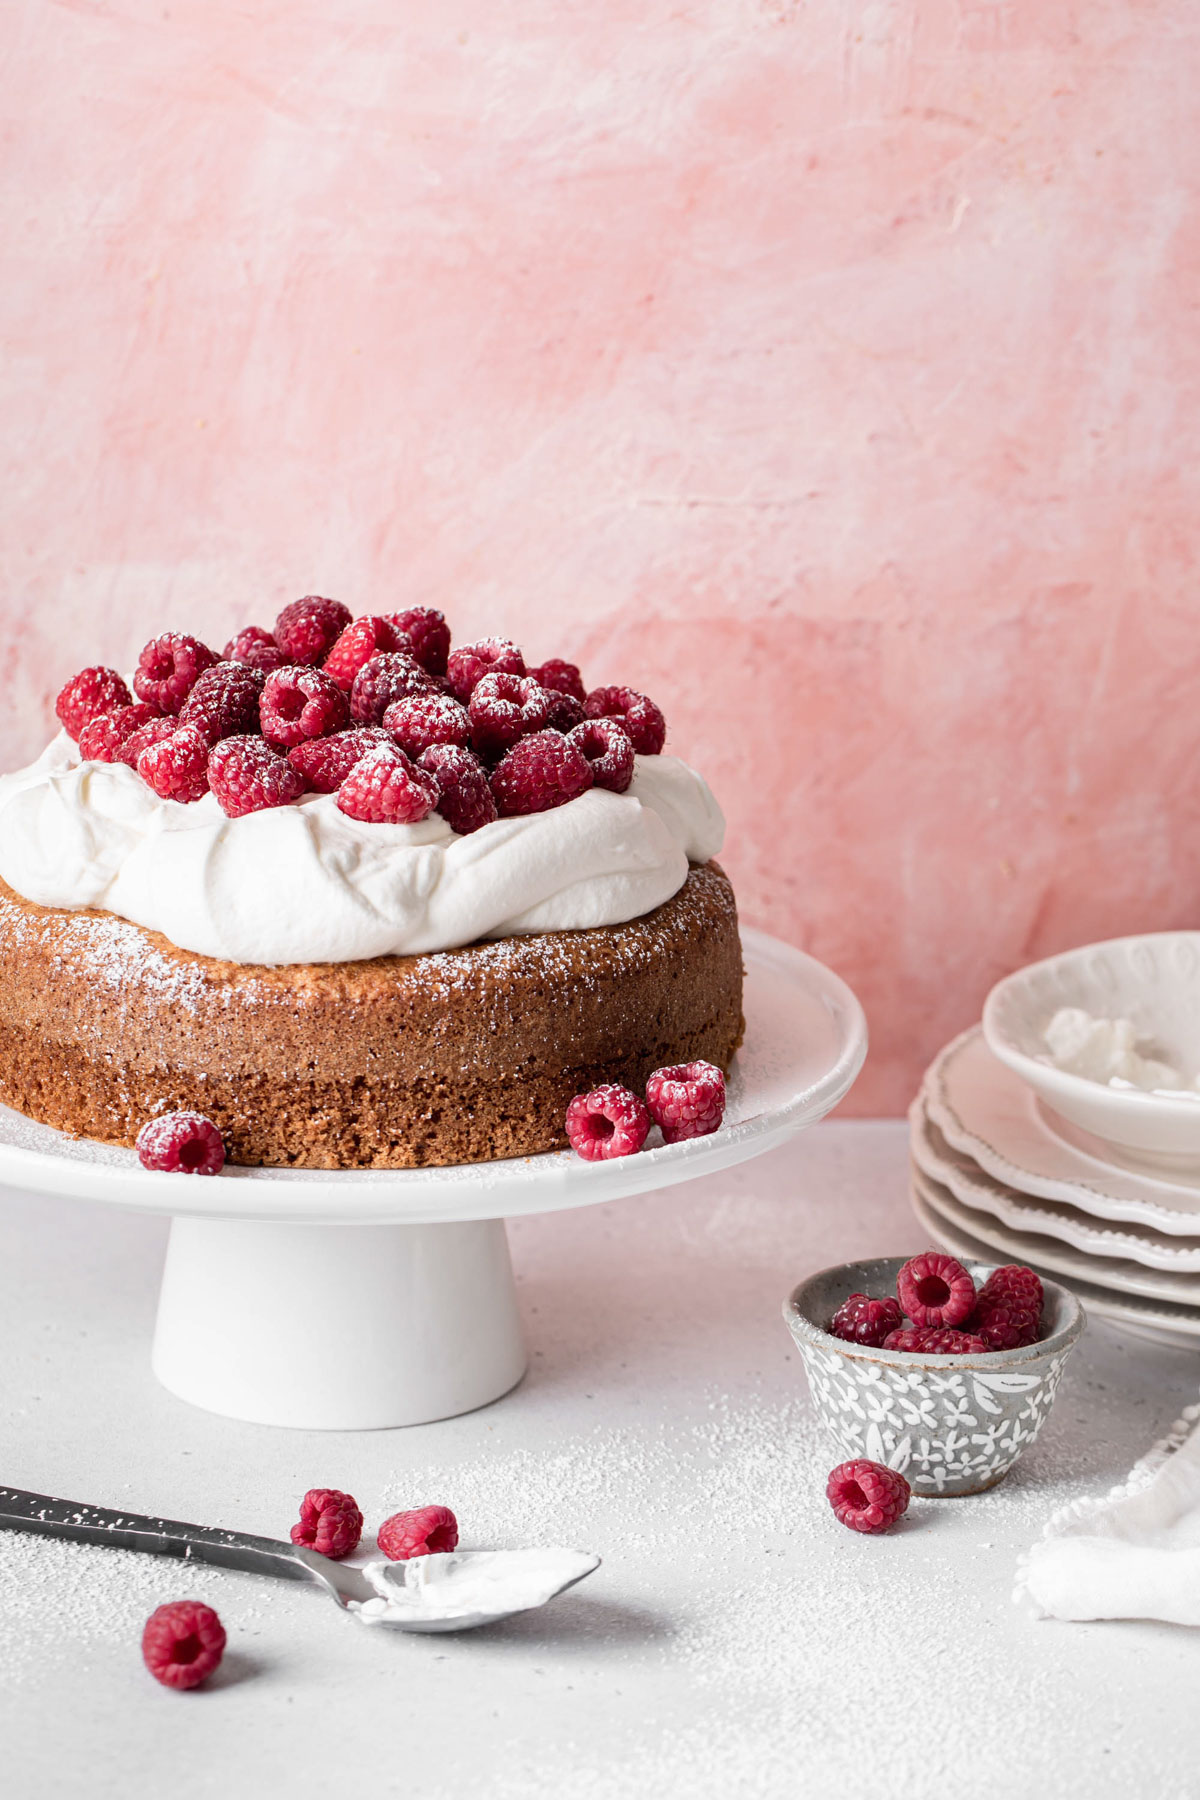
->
[53, 600, 666, 829]
[0, 598, 744, 1169]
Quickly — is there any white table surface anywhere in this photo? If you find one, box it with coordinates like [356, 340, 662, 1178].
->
[1, 1119, 1197, 1800]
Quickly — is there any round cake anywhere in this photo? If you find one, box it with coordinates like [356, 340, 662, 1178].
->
[0, 603, 744, 1168]
[0, 864, 742, 1168]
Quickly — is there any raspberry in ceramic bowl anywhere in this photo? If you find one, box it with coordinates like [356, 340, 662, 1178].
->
[783, 1255, 1085, 1497]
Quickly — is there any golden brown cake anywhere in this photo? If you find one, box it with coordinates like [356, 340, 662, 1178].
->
[0, 864, 743, 1168]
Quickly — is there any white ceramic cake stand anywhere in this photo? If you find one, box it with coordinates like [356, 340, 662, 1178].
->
[0, 929, 866, 1431]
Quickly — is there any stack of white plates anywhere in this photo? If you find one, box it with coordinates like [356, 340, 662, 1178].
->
[911, 1027, 1200, 1349]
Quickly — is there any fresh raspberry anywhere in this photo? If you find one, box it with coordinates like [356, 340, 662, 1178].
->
[260, 665, 349, 748]
[179, 661, 267, 743]
[383, 691, 471, 759]
[828, 1293, 905, 1348]
[289, 1488, 363, 1561]
[445, 636, 525, 703]
[826, 1460, 911, 1534]
[644, 1061, 726, 1143]
[584, 685, 666, 756]
[895, 1251, 976, 1329]
[118, 717, 178, 769]
[336, 744, 440, 824]
[882, 1327, 990, 1354]
[136, 1112, 226, 1176]
[968, 1265, 1044, 1350]
[274, 596, 353, 666]
[528, 658, 586, 703]
[141, 1600, 226, 1690]
[969, 1301, 1039, 1351]
[566, 718, 635, 793]
[322, 615, 403, 689]
[133, 633, 220, 715]
[565, 1084, 651, 1161]
[287, 726, 394, 793]
[377, 1505, 459, 1561]
[419, 744, 498, 835]
[468, 674, 553, 760]
[55, 667, 132, 741]
[978, 1264, 1044, 1316]
[208, 735, 307, 818]
[388, 606, 451, 676]
[137, 725, 212, 804]
[224, 625, 290, 671]
[350, 652, 436, 725]
[77, 702, 160, 762]
[491, 730, 594, 817]
[542, 689, 585, 733]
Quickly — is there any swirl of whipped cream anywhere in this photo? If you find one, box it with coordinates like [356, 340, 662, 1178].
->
[0, 733, 725, 965]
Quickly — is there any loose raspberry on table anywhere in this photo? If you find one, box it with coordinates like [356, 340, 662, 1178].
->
[644, 1061, 726, 1143]
[136, 1112, 226, 1176]
[565, 1084, 651, 1161]
[828, 1292, 905, 1348]
[445, 636, 525, 703]
[491, 730, 593, 817]
[895, 1251, 976, 1329]
[584, 685, 666, 756]
[350, 651, 436, 725]
[56, 667, 133, 740]
[528, 658, 586, 703]
[882, 1326, 990, 1354]
[274, 596, 353, 666]
[77, 702, 160, 763]
[290, 1488, 363, 1561]
[287, 726, 393, 793]
[137, 725, 212, 804]
[336, 743, 440, 824]
[566, 718, 635, 793]
[468, 674, 553, 760]
[208, 735, 307, 817]
[387, 606, 451, 676]
[384, 691, 471, 759]
[260, 665, 349, 747]
[142, 1600, 226, 1690]
[826, 1460, 911, 1534]
[224, 625, 289, 671]
[419, 744, 498, 835]
[119, 717, 178, 769]
[377, 1505, 459, 1561]
[133, 633, 220, 715]
[322, 615, 403, 689]
[180, 661, 267, 743]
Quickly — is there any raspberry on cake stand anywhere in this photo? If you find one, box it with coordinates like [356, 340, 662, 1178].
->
[0, 930, 865, 1431]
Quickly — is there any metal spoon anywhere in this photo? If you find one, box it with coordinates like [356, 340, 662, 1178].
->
[0, 1487, 599, 1634]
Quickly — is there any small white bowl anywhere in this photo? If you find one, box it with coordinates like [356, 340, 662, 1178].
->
[983, 933, 1200, 1170]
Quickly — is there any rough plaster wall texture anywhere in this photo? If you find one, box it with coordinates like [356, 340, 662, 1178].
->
[2, 1, 1198, 1114]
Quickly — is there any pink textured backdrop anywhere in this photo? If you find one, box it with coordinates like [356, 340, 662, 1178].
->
[2, 2, 1199, 1113]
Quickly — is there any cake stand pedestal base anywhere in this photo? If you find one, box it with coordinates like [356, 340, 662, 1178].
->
[151, 1216, 527, 1430]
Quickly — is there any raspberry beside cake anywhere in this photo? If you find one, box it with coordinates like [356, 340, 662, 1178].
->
[0, 603, 744, 1169]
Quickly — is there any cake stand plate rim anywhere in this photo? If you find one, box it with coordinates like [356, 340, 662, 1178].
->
[0, 927, 867, 1225]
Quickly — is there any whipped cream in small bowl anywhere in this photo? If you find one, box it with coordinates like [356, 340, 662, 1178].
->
[983, 934, 1200, 1171]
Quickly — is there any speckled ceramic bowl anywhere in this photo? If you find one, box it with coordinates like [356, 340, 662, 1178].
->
[783, 1257, 1085, 1496]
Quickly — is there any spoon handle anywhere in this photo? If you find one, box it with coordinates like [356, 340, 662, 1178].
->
[0, 1487, 313, 1586]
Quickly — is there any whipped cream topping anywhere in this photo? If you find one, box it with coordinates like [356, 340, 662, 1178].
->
[0, 733, 724, 965]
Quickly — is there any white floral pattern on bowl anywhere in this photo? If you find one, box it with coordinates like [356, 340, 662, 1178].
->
[783, 1257, 1085, 1497]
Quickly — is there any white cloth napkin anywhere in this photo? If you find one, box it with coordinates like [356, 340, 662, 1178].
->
[1017, 1398, 1200, 1625]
